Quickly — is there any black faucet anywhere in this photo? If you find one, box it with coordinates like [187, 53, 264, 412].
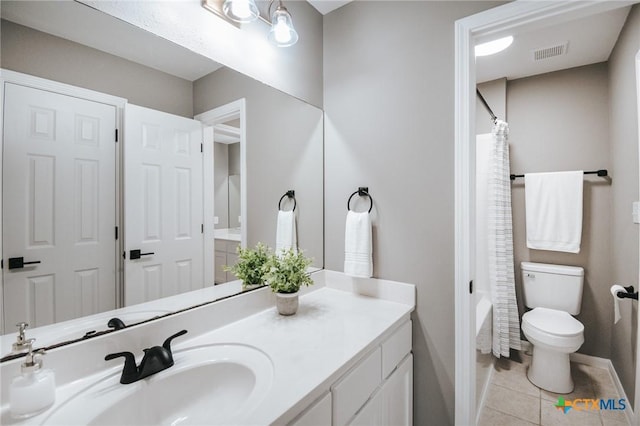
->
[104, 330, 187, 384]
[107, 317, 127, 330]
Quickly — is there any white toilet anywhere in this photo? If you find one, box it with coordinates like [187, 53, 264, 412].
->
[521, 262, 585, 394]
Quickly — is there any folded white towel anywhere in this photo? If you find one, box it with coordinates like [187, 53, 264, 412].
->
[525, 171, 583, 253]
[344, 211, 372, 278]
[276, 210, 297, 255]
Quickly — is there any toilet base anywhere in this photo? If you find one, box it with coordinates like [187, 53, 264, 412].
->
[527, 344, 574, 394]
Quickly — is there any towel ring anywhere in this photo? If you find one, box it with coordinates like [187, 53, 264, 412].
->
[347, 187, 373, 213]
[278, 190, 296, 212]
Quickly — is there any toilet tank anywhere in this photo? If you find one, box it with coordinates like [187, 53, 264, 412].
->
[521, 262, 584, 315]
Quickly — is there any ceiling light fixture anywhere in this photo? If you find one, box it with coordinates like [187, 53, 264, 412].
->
[222, 0, 259, 23]
[203, 0, 299, 48]
[475, 36, 514, 57]
[268, 2, 298, 47]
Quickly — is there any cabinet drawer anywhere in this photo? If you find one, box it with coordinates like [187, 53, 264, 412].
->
[226, 241, 240, 253]
[215, 240, 227, 252]
[332, 347, 381, 426]
[382, 320, 411, 379]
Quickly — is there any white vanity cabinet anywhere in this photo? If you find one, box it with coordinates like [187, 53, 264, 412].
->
[214, 239, 239, 283]
[350, 354, 413, 426]
[338, 320, 413, 426]
[290, 320, 413, 426]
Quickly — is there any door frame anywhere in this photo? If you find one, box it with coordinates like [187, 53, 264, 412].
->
[634, 47, 640, 424]
[195, 98, 247, 286]
[0, 69, 126, 332]
[453, 2, 638, 424]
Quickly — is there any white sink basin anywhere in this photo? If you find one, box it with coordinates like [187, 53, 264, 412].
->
[41, 344, 273, 425]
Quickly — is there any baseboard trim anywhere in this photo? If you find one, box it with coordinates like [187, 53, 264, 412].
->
[569, 352, 634, 425]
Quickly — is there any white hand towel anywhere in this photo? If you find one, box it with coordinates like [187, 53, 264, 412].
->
[344, 211, 372, 278]
[276, 210, 297, 255]
[610, 285, 626, 324]
[525, 171, 583, 253]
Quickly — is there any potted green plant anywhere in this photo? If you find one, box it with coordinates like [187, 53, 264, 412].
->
[224, 242, 271, 289]
[264, 249, 314, 315]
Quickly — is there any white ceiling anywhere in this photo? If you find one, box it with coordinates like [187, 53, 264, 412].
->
[1, 1, 223, 82]
[476, 5, 632, 83]
[307, 0, 352, 15]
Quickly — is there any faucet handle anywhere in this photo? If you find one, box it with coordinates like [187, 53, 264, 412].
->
[16, 322, 28, 337]
[12, 323, 33, 354]
[105, 351, 139, 384]
[107, 317, 126, 330]
[162, 329, 188, 354]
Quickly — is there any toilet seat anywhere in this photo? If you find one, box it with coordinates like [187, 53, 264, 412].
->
[523, 307, 584, 337]
[522, 307, 584, 352]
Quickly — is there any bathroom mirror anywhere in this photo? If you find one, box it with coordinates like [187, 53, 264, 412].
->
[0, 0, 323, 352]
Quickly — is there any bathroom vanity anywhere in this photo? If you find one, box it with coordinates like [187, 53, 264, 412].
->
[0, 271, 415, 425]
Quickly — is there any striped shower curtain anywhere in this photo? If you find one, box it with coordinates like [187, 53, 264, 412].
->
[488, 120, 521, 358]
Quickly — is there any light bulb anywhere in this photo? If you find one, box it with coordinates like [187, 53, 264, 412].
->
[222, 0, 259, 23]
[231, 0, 251, 19]
[274, 16, 292, 44]
[268, 6, 298, 47]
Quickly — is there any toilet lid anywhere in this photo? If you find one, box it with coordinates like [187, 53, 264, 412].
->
[524, 307, 584, 337]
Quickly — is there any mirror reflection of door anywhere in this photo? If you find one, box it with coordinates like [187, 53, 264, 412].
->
[2, 83, 118, 331]
[123, 104, 205, 305]
[212, 119, 241, 284]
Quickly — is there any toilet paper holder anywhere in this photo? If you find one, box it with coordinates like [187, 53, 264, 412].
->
[616, 286, 638, 300]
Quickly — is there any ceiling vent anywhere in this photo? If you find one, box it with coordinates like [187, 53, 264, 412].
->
[532, 42, 569, 61]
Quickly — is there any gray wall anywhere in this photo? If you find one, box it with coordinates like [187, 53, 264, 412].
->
[609, 4, 640, 406]
[323, 2, 505, 425]
[229, 143, 241, 176]
[507, 63, 612, 358]
[194, 67, 324, 268]
[0, 20, 193, 117]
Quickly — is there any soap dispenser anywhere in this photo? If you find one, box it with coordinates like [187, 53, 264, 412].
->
[9, 340, 56, 419]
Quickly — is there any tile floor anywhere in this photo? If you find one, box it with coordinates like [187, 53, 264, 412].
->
[478, 352, 630, 426]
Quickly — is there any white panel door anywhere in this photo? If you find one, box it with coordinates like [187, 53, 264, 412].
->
[124, 104, 203, 305]
[2, 83, 117, 329]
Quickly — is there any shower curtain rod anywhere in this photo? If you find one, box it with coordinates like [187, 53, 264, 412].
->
[510, 169, 609, 181]
[476, 88, 497, 123]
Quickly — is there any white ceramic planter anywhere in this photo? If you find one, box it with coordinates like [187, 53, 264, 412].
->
[275, 292, 299, 316]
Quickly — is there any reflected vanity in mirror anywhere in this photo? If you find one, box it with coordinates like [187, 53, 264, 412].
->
[0, 0, 323, 356]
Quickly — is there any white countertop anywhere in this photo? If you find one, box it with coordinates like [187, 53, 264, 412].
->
[0, 271, 415, 425]
[214, 228, 242, 242]
[186, 287, 413, 424]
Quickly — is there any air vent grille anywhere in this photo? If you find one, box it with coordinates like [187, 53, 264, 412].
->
[533, 42, 568, 61]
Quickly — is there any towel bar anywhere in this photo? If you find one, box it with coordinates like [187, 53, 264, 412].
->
[510, 169, 608, 181]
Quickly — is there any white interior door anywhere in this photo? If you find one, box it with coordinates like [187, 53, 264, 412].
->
[124, 104, 204, 305]
[2, 83, 117, 329]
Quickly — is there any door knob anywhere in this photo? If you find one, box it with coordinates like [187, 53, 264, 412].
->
[7, 257, 41, 270]
[129, 249, 155, 260]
